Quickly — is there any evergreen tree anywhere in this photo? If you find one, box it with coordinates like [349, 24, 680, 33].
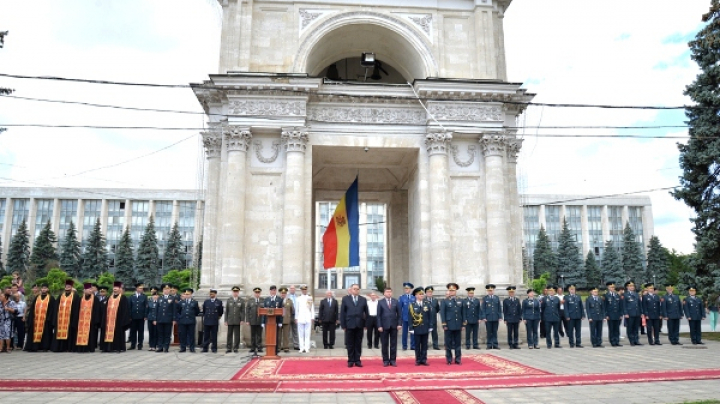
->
[533, 226, 557, 283]
[621, 222, 645, 284]
[672, 1, 720, 294]
[164, 222, 185, 273]
[585, 250, 601, 289]
[59, 221, 81, 278]
[556, 218, 585, 288]
[29, 220, 58, 278]
[646, 236, 670, 286]
[136, 216, 159, 285]
[601, 240, 623, 285]
[6, 219, 30, 276]
[114, 226, 135, 286]
[81, 218, 108, 279]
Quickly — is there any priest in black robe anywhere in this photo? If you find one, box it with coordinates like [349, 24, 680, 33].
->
[100, 281, 131, 352]
[24, 284, 56, 352]
[75, 282, 103, 353]
[52, 279, 81, 352]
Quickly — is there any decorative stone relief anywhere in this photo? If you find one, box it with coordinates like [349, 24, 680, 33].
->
[479, 134, 508, 157]
[254, 139, 281, 163]
[229, 99, 306, 117]
[451, 144, 477, 167]
[408, 14, 432, 34]
[298, 9, 334, 35]
[281, 127, 309, 153]
[201, 129, 222, 159]
[506, 139, 523, 163]
[225, 126, 252, 152]
[425, 131, 453, 156]
[307, 105, 425, 124]
[428, 104, 503, 121]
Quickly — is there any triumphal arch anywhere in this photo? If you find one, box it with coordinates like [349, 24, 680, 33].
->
[193, 0, 533, 296]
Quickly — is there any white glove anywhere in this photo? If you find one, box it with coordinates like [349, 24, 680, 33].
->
[261, 324, 265, 328]
[409, 330, 414, 334]
[278, 324, 282, 328]
[429, 328, 433, 332]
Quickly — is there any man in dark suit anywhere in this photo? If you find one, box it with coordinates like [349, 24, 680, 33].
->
[541, 285, 562, 348]
[154, 283, 176, 353]
[376, 286, 402, 367]
[201, 289, 224, 353]
[340, 283, 368, 367]
[503, 286, 522, 349]
[176, 288, 200, 352]
[128, 282, 147, 350]
[425, 286, 441, 350]
[318, 290, 339, 349]
[604, 281, 624, 347]
[264, 285, 284, 349]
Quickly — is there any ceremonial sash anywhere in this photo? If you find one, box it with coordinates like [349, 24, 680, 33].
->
[33, 295, 50, 343]
[104, 295, 121, 342]
[76, 296, 94, 346]
[56, 292, 75, 340]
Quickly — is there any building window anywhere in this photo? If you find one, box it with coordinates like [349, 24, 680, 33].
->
[58, 199, 78, 243]
[608, 206, 623, 245]
[106, 200, 125, 267]
[366, 203, 385, 289]
[131, 201, 149, 250]
[177, 201, 196, 268]
[82, 200, 102, 246]
[11, 199, 29, 238]
[628, 206, 644, 245]
[588, 206, 603, 257]
[34, 199, 54, 237]
[545, 205, 561, 251]
[565, 205, 582, 246]
[522, 205, 540, 261]
[155, 201, 173, 275]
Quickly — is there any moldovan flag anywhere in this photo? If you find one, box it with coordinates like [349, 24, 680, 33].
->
[323, 177, 359, 269]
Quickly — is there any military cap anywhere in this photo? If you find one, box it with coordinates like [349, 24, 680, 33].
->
[113, 281, 123, 288]
[403, 282, 414, 289]
[300, 285, 308, 290]
[625, 281, 634, 287]
[161, 283, 171, 289]
[412, 287, 425, 296]
[567, 284, 576, 289]
[150, 286, 159, 292]
[485, 284, 496, 290]
[664, 283, 674, 288]
[526, 288, 535, 294]
[688, 286, 697, 291]
[547, 285, 557, 291]
[644, 282, 654, 289]
[506, 286, 516, 291]
[135, 282, 144, 288]
[424, 286, 434, 292]
[590, 286, 599, 292]
[253, 287, 262, 293]
[269, 285, 277, 290]
[98, 285, 109, 291]
[232, 286, 241, 292]
[466, 287, 476, 292]
[209, 289, 218, 294]
[606, 281, 615, 287]
[183, 288, 194, 293]
[617, 286, 625, 291]
[279, 287, 288, 293]
[83, 282, 93, 290]
[446, 283, 459, 291]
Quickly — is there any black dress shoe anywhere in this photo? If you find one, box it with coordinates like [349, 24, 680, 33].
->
[554, 345, 562, 348]
[374, 346, 379, 349]
[415, 363, 421, 366]
[390, 361, 397, 367]
[635, 343, 643, 346]
[698, 342, 705, 345]
[156, 348, 164, 353]
[190, 349, 196, 353]
[654, 343, 662, 346]
[137, 345, 142, 350]
[226, 350, 232, 353]
[330, 346, 334, 349]
[383, 362, 389, 367]
[348, 363, 354, 368]
[569, 345, 575, 348]
[675, 343, 683, 346]
[355, 362, 363, 368]
[179, 349, 186, 353]
[129, 346, 136, 350]
[447, 361, 452, 365]
[234, 349, 239, 353]
[249, 349, 256, 353]
[576, 345, 584, 348]
[494, 346, 501, 350]
[422, 362, 429, 366]
[455, 360, 461, 365]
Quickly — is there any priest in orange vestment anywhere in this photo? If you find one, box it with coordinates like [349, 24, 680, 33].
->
[52, 279, 81, 352]
[24, 283, 56, 352]
[100, 281, 131, 352]
[75, 282, 103, 353]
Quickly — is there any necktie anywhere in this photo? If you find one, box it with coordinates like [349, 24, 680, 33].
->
[328, 299, 331, 306]
[353, 296, 357, 306]
[387, 299, 391, 308]
[256, 298, 259, 304]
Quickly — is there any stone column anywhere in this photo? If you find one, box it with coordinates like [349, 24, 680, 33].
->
[200, 127, 223, 289]
[506, 138, 523, 285]
[481, 133, 510, 285]
[425, 130, 453, 285]
[281, 127, 308, 285]
[220, 126, 252, 290]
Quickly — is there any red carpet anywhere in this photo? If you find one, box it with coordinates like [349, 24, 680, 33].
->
[392, 390, 485, 404]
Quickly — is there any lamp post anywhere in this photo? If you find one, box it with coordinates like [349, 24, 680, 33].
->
[560, 274, 565, 288]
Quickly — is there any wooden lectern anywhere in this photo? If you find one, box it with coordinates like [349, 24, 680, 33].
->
[257, 306, 284, 360]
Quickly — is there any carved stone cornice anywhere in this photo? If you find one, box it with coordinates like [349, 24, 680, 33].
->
[479, 133, 508, 158]
[307, 105, 425, 124]
[281, 127, 309, 153]
[408, 14, 432, 34]
[201, 128, 222, 159]
[425, 130, 453, 156]
[451, 144, 477, 167]
[506, 138, 523, 163]
[254, 139, 281, 163]
[299, 9, 323, 30]
[228, 99, 306, 117]
[225, 126, 252, 152]
[427, 104, 503, 121]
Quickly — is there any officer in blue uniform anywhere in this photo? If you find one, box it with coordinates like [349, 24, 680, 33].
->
[154, 283, 176, 353]
[662, 283, 683, 345]
[541, 285, 562, 348]
[399, 282, 416, 350]
[564, 284, 585, 348]
[604, 282, 624, 347]
[522, 289, 541, 349]
[408, 287, 436, 366]
[482, 284, 502, 349]
[176, 288, 201, 352]
[503, 286, 522, 349]
[425, 286, 441, 350]
[201, 289, 224, 353]
[642, 283, 662, 345]
[683, 286, 705, 345]
[440, 282, 464, 365]
[128, 282, 147, 350]
[623, 281, 643, 346]
[146, 286, 159, 351]
[463, 287, 482, 349]
[586, 286, 605, 347]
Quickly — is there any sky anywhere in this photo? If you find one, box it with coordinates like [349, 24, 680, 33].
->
[0, 0, 711, 254]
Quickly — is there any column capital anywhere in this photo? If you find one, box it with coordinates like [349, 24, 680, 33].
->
[281, 127, 309, 153]
[506, 138, 523, 163]
[479, 133, 508, 158]
[425, 129, 453, 156]
[225, 126, 252, 152]
[201, 127, 222, 159]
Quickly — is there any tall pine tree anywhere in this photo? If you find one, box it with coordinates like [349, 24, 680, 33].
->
[585, 250, 601, 289]
[164, 222, 185, 273]
[621, 222, 645, 283]
[81, 218, 108, 279]
[114, 226, 135, 286]
[533, 226, 557, 282]
[557, 218, 585, 288]
[672, 1, 720, 294]
[6, 219, 30, 277]
[29, 220, 58, 278]
[59, 221, 81, 278]
[601, 240, 623, 285]
[646, 235, 670, 287]
[136, 216, 159, 285]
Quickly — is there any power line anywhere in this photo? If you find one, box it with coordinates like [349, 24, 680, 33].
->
[534, 186, 678, 206]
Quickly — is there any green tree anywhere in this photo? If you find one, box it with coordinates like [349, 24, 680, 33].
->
[646, 236, 670, 286]
[6, 219, 30, 277]
[0, 275, 12, 290]
[621, 222, 645, 283]
[136, 216, 159, 285]
[672, 1, 720, 294]
[531, 272, 551, 295]
[533, 226, 557, 284]
[162, 269, 191, 291]
[585, 250, 601, 289]
[114, 226, 135, 286]
[97, 272, 115, 289]
[30, 220, 58, 278]
[557, 218, 585, 288]
[59, 221, 82, 279]
[164, 222, 185, 273]
[601, 240, 623, 285]
[667, 249, 695, 286]
[36, 268, 78, 295]
[81, 218, 108, 279]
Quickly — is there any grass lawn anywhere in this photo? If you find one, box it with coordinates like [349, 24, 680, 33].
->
[679, 332, 720, 342]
